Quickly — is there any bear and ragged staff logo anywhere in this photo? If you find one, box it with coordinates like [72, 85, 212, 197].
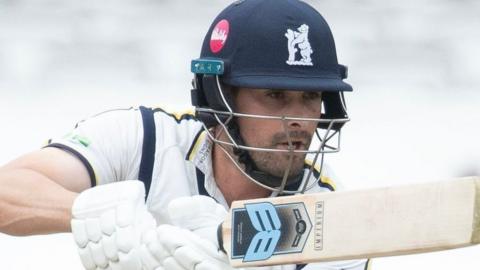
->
[285, 24, 314, 66]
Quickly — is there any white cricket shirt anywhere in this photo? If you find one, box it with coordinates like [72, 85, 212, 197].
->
[47, 106, 370, 270]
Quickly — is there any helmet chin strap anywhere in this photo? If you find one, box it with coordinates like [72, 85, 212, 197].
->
[227, 120, 304, 189]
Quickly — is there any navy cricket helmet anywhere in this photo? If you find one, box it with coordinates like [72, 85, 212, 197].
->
[191, 0, 351, 130]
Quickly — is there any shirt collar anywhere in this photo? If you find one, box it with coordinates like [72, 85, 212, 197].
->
[187, 130, 229, 206]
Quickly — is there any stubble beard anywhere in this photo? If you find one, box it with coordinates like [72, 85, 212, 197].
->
[249, 150, 307, 179]
[247, 130, 313, 179]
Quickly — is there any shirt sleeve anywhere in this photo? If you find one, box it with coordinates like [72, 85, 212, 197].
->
[45, 108, 144, 186]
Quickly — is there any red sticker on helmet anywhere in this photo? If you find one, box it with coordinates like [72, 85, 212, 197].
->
[210, 19, 229, 53]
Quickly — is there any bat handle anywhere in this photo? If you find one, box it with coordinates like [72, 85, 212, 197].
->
[217, 222, 227, 254]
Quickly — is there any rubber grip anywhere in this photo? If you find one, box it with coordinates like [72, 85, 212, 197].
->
[217, 222, 226, 254]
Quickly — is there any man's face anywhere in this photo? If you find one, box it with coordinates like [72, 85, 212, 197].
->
[233, 87, 322, 179]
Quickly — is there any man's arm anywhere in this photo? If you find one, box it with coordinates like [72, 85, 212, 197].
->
[0, 147, 92, 236]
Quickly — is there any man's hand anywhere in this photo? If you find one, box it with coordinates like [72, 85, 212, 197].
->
[71, 180, 156, 270]
[140, 224, 231, 270]
[72, 188, 279, 270]
[167, 195, 227, 244]
[141, 195, 280, 270]
[139, 195, 229, 270]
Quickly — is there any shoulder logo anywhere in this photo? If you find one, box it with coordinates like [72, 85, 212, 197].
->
[63, 132, 91, 147]
[285, 24, 313, 66]
[210, 19, 230, 54]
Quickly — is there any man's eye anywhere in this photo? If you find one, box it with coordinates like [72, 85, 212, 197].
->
[303, 92, 322, 100]
[266, 91, 284, 99]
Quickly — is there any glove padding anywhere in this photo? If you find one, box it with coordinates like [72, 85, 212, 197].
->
[71, 180, 156, 270]
[139, 195, 229, 270]
[141, 224, 231, 270]
[167, 195, 227, 244]
[141, 195, 280, 270]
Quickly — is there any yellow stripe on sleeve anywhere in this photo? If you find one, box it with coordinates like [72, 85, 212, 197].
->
[188, 131, 207, 161]
[172, 108, 195, 121]
[304, 159, 337, 191]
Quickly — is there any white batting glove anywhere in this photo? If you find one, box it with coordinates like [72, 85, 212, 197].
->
[137, 195, 228, 270]
[71, 180, 156, 270]
[140, 224, 231, 270]
[141, 196, 281, 270]
[167, 195, 227, 244]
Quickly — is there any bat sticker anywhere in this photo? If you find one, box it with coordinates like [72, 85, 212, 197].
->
[230, 202, 312, 262]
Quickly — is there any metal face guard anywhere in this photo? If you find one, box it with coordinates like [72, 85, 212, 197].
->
[197, 79, 349, 194]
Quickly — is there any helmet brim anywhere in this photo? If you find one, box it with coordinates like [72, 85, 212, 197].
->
[223, 75, 353, 92]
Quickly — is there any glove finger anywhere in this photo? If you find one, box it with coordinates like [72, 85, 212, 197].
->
[176, 228, 222, 258]
[117, 249, 142, 270]
[71, 219, 88, 248]
[156, 225, 190, 251]
[158, 225, 220, 258]
[168, 228, 228, 265]
[101, 233, 119, 261]
[100, 209, 116, 236]
[89, 242, 108, 268]
[139, 229, 163, 270]
[194, 260, 229, 270]
[139, 243, 161, 270]
[109, 260, 122, 270]
[188, 225, 220, 249]
[85, 217, 102, 243]
[156, 226, 215, 269]
[163, 257, 187, 270]
[171, 245, 205, 270]
[116, 225, 136, 253]
[175, 247, 231, 270]
[77, 246, 96, 270]
[145, 228, 170, 262]
[139, 212, 157, 241]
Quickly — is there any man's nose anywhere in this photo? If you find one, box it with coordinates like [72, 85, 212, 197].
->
[282, 102, 311, 128]
[288, 119, 302, 129]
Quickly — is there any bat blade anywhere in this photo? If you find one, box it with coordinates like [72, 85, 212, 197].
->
[221, 176, 480, 267]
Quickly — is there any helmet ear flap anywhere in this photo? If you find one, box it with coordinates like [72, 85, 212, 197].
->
[318, 65, 349, 131]
[320, 92, 348, 130]
[191, 74, 231, 127]
[202, 75, 229, 111]
[191, 74, 208, 107]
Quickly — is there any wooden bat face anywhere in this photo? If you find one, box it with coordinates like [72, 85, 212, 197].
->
[221, 176, 480, 267]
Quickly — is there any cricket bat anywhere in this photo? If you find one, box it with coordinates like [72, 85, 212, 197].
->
[218, 176, 480, 267]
